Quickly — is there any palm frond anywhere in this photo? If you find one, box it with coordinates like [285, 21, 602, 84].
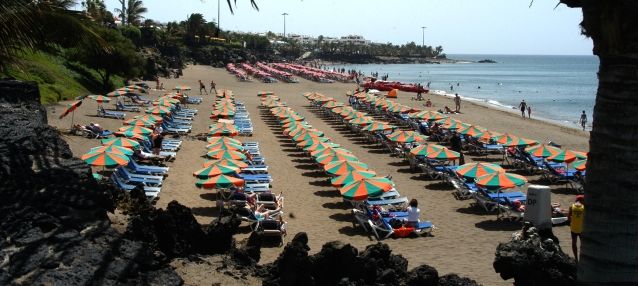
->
[225, 0, 259, 14]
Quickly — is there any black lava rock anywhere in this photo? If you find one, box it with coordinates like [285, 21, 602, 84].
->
[493, 223, 576, 285]
[0, 81, 182, 285]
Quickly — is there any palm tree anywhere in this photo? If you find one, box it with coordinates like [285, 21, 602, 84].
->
[558, 1, 638, 284]
[115, 0, 147, 26]
[125, 0, 147, 26]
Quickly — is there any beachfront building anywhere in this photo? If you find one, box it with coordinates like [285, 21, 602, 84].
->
[339, 35, 371, 45]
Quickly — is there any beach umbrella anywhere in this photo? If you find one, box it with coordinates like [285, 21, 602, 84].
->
[362, 122, 397, 132]
[195, 175, 244, 189]
[210, 109, 236, 118]
[106, 90, 133, 97]
[426, 148, 461, 160]
[101, 137, 140, 149]
[441, 120, 467, 130]
[297, 137, 330, 148]
[206, 140, 244, 151]
[387, 130, 428, 143]
[324, 160, 369, 176]
[525, 144, 562, 158]
[123, 117, 155, 127]
[315, 153, 359, 165]
[344, 112, 368, 121]
[310, 147, 352, 158]
[88, 145, 134, 156]
[459, 125, 487, 137]
[409, 110, 446, 121]
[146, 106, 171, 116]
[281, 113, 305, 122]
[496, 134, 538, 147]
[207, 136, 242, 145]
[304, 141, 340, 152]
[477, 130, 502, 142]
[118, 86, 145, 94]
[330, 170, 377, 187]
[348, 117, 374, 126]
[455, 162, 505, 180]
[114, 131, 147, 140]
[206, 149, 246, 160]
[153, 99, 177, 107]
[193, 164, 240, 179]
[572, 151, 588, 159]
[340, 177, 394, 201]
[118, 125, 153, 136]
[293, 132, 325, 142]
[547, 150, 580, 163]
[58, 100, 83, 128]
[289, 128, 323, 138]
[174, 85, 191, 91]
[81, 150, 129, 168]
[124, 85, 147, 92]
[203, 159, 249, 169]
[136, 114, 163, 122]
[572, 159, 587, 171]
[323, 101, 344, 109]
[475, 172, 528, 189]
[87, 95, 111, 104]
[409, 144, 445, 156]
[208, 125, 239, 137]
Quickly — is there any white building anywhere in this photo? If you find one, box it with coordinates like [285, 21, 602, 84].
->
[339, 35, 370, 45]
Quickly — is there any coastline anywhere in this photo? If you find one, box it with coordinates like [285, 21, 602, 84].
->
[429, 89, 591, 133]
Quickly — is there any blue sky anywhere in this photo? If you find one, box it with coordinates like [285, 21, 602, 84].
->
[98, 0, 592, 55]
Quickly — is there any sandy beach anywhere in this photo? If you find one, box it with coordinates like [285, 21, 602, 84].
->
[46, 65, 589, 285]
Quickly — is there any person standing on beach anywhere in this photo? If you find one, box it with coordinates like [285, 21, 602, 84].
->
[454, 94, 461, 113]
[209, 80, 217, 94]
[518, 100, 527, 118]
[579, 111, 587, 131]
[198, 80, 208, 95]
[450, 132, 465, 165]
[527, 106, 532, 118]
[569, 195, 585, 264]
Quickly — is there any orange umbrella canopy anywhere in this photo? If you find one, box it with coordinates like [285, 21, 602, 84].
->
[324, 160, 369, 176]
[340, 177, 394, 200]
[203, 159, 249, 169]
[195, 175, 244, 189]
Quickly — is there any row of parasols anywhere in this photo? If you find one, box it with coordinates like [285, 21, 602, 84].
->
[312, 91, 588, 169]
[193, 90, 250, 189]
[261, 94, 397, 201]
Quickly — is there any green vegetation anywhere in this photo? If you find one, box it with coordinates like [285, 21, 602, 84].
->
[4, 51, 124, 104]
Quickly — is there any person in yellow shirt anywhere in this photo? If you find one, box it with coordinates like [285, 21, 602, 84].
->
[568, 195, 585, 264]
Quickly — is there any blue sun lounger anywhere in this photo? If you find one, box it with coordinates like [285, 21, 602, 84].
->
[111, 173, 160, 199]
[127, 160, 169, 176]
[115, 167, 163, 187]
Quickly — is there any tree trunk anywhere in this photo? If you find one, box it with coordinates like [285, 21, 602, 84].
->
[572, 0, 638, 284]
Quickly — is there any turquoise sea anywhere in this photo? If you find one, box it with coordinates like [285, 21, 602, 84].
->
[329, 54, 598, 129]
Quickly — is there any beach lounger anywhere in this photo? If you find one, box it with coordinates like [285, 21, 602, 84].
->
[127, 160, 169, 176]
[115, 167, 163, 187]
[98, 107, 125, 119]
[254, 219, 287, 246]
[245, 182, 271, 193]
[111, 174, 160, 199]
[116, 101, 140, 112]
[237, 173, 272, 183]
[242, 165, 268, 174]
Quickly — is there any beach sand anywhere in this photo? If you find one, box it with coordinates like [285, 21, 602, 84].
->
[46, 65, 589, 285]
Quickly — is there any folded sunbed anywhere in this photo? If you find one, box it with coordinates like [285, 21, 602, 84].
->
[111, 174, 160, 199]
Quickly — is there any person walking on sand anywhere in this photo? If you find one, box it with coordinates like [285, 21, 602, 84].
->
[569, 195, 585, 264]
[579, 111, 587, 131]
[518, 100, 527, 118]
[454, 94, 461, 113]
[209, 80, 217, 94]
[198, 80, 208, 95]
[527, 106, 532, 119]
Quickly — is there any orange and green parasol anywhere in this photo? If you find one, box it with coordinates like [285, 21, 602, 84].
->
[193, 164, 240, 179]
[81, 150, 130, 168]
[195, 175, 244, 189]
[330, 170, 377, 187]
[101, 137, 140, 149]
[340, 177, 394, 201]
[475, 172, 528, 189]
[324, 160, 369, 176]
[206, 149, 247, 160]
[455, 162, 505, 180]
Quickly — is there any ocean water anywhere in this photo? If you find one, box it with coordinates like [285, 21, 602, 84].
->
[329, 54, 598, 128]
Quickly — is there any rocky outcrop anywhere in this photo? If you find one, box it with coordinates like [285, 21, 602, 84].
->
[493, 222, 576, 285]
[259, 232, 481, 286]
[0, 80, 182, 285]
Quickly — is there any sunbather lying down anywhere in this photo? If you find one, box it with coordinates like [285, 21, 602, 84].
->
[245, 195, 284, 221]
[133, 149, 174, 163]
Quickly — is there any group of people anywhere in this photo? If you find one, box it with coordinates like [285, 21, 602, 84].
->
[518, 100, 532, 119]
[199, 80, 217, 95]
